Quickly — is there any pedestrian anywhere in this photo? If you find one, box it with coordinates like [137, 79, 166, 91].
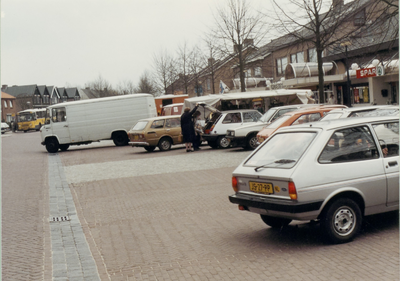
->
[328, 93, 335, 104]
[181, 103, 200, 152]
[192, 110, 202, 151]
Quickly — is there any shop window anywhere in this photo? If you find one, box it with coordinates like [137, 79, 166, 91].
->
[353, 86, 369, 104]
[276, 57, 288, 75]
[308, 48, 317, 62]
[254, 67, 262, 77]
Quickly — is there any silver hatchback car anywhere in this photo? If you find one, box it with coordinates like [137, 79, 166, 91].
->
[229, 116, 399, 244]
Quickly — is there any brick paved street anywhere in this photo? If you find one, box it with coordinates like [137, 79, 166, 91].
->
[2, 132, 399, 280]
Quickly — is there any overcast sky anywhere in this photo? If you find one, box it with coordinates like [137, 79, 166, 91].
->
[1, 0, 292, 90]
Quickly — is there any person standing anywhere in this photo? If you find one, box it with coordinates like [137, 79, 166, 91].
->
[181, 103, 199, 152]
[192, 110, 202, 151]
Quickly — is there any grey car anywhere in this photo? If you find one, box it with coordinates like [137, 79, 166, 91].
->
[229, 116, 399, 244]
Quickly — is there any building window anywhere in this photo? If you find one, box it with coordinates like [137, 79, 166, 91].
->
[4, 100, 7, 108]
[308, 48, 317, 62]
[276, 57, 288, 75]
[206, 78, 211, 91]
[291, 51, 305, 63]
[9, 100, 13, 108]
[254, 67, 262, 77]
[354, 9, 366, 26]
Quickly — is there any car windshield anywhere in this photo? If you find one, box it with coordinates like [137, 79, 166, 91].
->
[267, 115, 292, 129]
[245, 132, 316, 169]
[131, 121, 148, 131]
[320, 112, 343, 121]
[260, 108, 277, 122]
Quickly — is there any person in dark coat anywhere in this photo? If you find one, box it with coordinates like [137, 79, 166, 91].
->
[181, 103, 199, 152]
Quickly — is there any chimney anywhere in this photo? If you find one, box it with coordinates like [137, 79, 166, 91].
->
[1, 84, 8, 91]
[244, 38, 254, 47]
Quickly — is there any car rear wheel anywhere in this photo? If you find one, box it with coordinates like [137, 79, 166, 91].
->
[260, 215, 292, 228]
[113, 132, 129, 146]
[320, 198, 362, 244]
[46, 138, 59, 153]
[246, 133, 258, 150]
[217, 136, 231, 149]
[158, 137, 172, 151]
[59, 144, 70, 151]
[144, 146, 156, 152]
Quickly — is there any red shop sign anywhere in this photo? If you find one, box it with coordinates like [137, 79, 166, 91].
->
[356, 67, 376, 79]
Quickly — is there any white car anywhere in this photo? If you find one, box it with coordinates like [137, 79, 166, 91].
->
[202, 108, 262, 148]
[226, 104, 319, 150]
[229, 116, 399, 244]
[1, 122, 10, 134]
[320, 105, 397, 121]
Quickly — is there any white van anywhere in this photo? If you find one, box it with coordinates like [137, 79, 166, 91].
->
[40, 94, 157, 153]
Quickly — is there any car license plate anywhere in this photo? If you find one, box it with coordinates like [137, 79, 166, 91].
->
[249, 182, 274, 194]
[134, 135, 139, 140]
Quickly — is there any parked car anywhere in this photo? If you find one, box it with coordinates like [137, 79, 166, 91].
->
[256, 106, 345, 144]
[229, 116, 399, 244]
[226, 104, 335, 150]
[128, 115, 182, 152]
[319, 105, 395, 121]
[202, 108, 263, 148]
[363, 105, 399, 117]
[1, 122, 10, 134]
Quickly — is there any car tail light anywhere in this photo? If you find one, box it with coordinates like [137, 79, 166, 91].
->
[257, 137, 265, 143]
[205, 129, 210, 134]
[232, 176, 238, 192]
[288, 181, 297, 200]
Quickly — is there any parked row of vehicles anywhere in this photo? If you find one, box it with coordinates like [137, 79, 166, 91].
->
[34, 92, 399, 244]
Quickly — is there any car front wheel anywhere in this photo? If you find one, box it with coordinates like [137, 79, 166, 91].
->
[320, 198, 362, 244]
[260, 215, 291, 228]
[246, 133, 258, 150]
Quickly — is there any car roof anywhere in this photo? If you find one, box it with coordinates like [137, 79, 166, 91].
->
[220, 109, 261, 113]
[278, 116, 399, 132]
[138, 116, 180, 122]
[282, 105, 346, 116]
[326, 105, 392, 113]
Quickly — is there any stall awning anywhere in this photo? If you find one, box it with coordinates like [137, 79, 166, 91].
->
[285, 62, 338, 79]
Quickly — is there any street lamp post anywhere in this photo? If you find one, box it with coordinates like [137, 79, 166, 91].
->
[340, 42, 352, 107]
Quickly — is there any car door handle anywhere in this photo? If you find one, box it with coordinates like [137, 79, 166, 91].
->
[63, 125, 68, 127]
[388, 161, 398, 167]
[166, 129, 170, 132]
[148, 131, 156, 134]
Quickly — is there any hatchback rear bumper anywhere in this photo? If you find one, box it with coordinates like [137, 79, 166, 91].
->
[229, 193, 323, 214]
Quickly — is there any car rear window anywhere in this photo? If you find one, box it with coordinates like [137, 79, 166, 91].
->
[245, 132, 316, 169]
[131, 121, 148, 131]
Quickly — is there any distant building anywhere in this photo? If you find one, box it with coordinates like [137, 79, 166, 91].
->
[1, 92, 17, 122]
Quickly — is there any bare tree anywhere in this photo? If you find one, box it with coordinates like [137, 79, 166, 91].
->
[211, 0, 268, 92]
[153, 50, 176, 95]
[268, 0, 393, 104]
[116, 80, 136, 95]
[134, 71, 158, 96]
[84, 74, 117, 97]
[203, 34, 224, 94]
[188, 45, 207, 96]
[176, 41, 192, 95]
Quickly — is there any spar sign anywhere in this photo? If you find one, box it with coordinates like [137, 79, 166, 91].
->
[356, 67, 377, 78]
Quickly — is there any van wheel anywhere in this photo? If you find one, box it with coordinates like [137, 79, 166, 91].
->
[260, 215, 292, 228]
[144, 146, 156, 152]
[158, 137, 172, 151]
[113, 132, 129, 146]
[59, 144, 70, 151]
[320, 198, 362, 244]
[217, 136, 231, 149]
[46, 139, 59, 153]
[246, 133, 258, 150]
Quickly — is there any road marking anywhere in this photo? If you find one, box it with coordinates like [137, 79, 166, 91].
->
[48, 154, 101, 280]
